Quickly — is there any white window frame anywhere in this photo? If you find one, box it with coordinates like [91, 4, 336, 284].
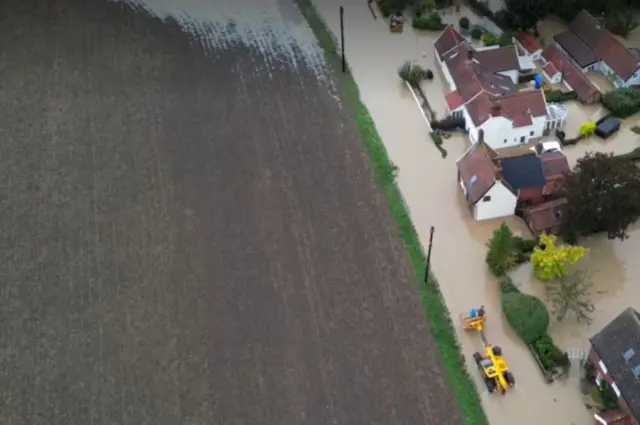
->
[599, 360, 608, 375]
[611, 382, 621, 397]
[594, 413, 607, 425]
[595, 373, 602, 386]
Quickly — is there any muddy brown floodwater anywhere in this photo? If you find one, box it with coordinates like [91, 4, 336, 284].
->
[311, 2, 595, 425]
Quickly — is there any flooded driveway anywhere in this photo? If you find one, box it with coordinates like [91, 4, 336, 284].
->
[310, 2, 592, 425]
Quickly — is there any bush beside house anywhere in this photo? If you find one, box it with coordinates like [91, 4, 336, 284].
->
[602, 87, 640, 118]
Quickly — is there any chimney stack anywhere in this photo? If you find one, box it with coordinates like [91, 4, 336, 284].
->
[491, 105, 501, 117]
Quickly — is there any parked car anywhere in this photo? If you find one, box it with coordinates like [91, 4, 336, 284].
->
[531, 141, 562, 155]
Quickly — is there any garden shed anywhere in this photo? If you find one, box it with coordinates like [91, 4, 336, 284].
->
[595, 116, 621, 139]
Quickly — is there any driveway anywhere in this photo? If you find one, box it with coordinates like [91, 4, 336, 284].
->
[309, 2, 593, 425]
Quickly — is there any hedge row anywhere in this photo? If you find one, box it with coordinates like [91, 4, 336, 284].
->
[293, 1, 488, 425]
[499, 277, 570, 382]
[544, 90, 578, 103]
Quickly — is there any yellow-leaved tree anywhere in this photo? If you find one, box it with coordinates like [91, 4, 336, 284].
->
[579, 121, 596, 137]
[530, 233, 587, 281]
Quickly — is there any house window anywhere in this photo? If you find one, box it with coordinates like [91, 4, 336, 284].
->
[504, 139, 507, 144]
[599, 360, 608, 375]
[611, 382, 621, 397]
[483, 196, 491, 202]
[520, 136, 526, 143]
[530, 131, 534, 136]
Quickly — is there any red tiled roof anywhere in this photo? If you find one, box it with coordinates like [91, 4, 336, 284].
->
[524, 198, 568, 234]
[561, 10, 640, 80]
[542, 61, 559, 77]
[541, 151, 570, 177]
[442, 43, 518, 102]
[435, 25, 464, 58]
[465, 90, 547, 127]
[474, 45, 520, 73]
[542, 44, 600, 103]
[456, 141, 499, 204]
[445, 91, 464, 110]
[515, 31, 543, 54]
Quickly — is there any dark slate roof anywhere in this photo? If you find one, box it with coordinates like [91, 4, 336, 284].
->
[499, 154, 546, 190]
[590, 308, 640, 422]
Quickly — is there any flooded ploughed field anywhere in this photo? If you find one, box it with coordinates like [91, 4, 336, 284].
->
[0, 0, 463, 424]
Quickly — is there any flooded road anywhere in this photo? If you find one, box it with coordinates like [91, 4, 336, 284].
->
[310, 2, 593, 425]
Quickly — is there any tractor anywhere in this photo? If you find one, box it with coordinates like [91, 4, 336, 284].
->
[389, 11, 404, 33]
[473, 344, 515, 395]
[460, 306, 515, 394]
[460, 305, 486, 333]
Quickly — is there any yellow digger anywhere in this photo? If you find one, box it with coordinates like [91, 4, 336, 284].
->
[461, 306, 515, 394]
[473, 343, 515, 394]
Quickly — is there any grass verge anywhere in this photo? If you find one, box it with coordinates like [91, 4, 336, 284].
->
[293, 2, 487, 425]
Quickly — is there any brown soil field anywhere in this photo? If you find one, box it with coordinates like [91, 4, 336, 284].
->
[0, 0, 462, 424]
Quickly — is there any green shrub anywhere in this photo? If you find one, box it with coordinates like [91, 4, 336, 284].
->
[600, 380, 620, 411]
[470, 27, 483, 40]
[513, 236, 536, 263]
[602, 87, 640, 118]
[632, 125, 640, 134]
[398, 61, 427, 87]
[498, 31, 514, 46]
[412, 11, 444, 30]
[498, 276, 520, 294]
[430, 132, 447, 158]
[459, 16, 470, 29]
[531, 335, 568, 370]
[481, 32, 500, 46]
[485, 223, 518, 276]
[378, 0, 410, 17]
[501, 292, 550, 344]
[544, 90, 563, 103]
[513, 236, 536, 254]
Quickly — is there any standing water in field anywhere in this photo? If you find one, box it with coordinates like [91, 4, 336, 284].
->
[109, 0, 335, 84]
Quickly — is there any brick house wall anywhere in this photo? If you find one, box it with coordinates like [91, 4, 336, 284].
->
[588, 346, 640, 425]
[518, 187, 544, 204]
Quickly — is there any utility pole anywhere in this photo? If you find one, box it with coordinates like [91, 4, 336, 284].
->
[340, 6, 346, 73]
[424, 226, 435, 283]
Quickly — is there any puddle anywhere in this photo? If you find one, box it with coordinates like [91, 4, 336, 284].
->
[309, 2, 594, 424]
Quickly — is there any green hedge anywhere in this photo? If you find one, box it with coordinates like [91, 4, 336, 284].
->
[544, 90, 578, 103]
[498, 277, 569, 381]
[602, 87, 640, 118]
[293, 1, 488, 425]
[412, 10, 445, 31]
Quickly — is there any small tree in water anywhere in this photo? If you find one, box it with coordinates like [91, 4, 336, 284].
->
[544, 268, 594, 324]
[485, 223, 517, 277]
[530, 233, 586, 281]
[398, 61, 427, 87]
